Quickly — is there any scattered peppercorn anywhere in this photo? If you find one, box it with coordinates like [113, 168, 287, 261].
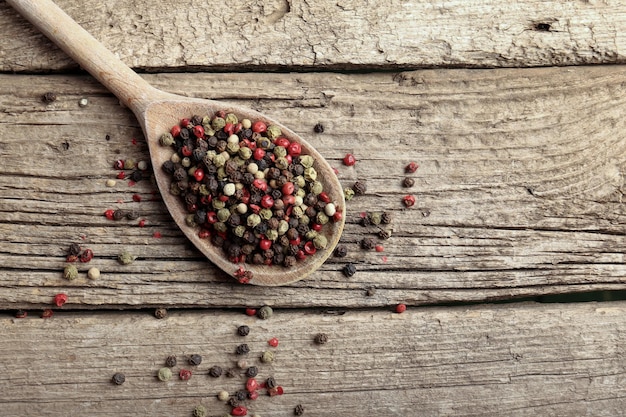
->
[237, 325, 250, 336]
[381, 211, 392, 224]
[402, 177, 415, 188]
[405, 161, 419, 173]
[53, 293, 68, 307]
[41, 92, 57, 103]
[63, 264, 78, 280]
[314, 333, 328, 345]
[342, 153, 357, 166]
[360, 237, 375, 250]
[179, 369, 192, 380]
[208, 365, 223, 378]
[193, 405, 207, 417]
[265, 376, 277, 389]
[268, 337, 279, 347]
[257, 305, 273, 320]
[41, 309, 54, 319]
[235, 343, 250, 355]
[165, 355, 177, 368]
[245, 366, 258, 378]
[79, 248, 94, 263]
[217, 390, 230, 401]
[78, 97, 89, 107]
[378, 229, 392, 240]
[157, 367, 173, 381]
[261, 350, 274, 363]
[111, 373, 126, 385]
[118, 251, 136, 265]
[313, 123, 324, 133]
[366, 287, 376, 297]
[231, 405, 248, 417]
[395, 303, 407, 313]
[294, 404, 305, 416]
[105, 179, 116, 187]
[245, 308, 257, 316]
[352, 181, 367, 195]
[154, 308, 167, 319]
[342, 263, 356, 277]
[237, 359, 248, 369]
[15, 310, 27, 318]
[334, 245, 347, 258]
[225, 368, 237, 378]
[402, 194, 416, 207]
[188, 354, 203, 366]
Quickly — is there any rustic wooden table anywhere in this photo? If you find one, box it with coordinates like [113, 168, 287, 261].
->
[2, 1, 626, 415]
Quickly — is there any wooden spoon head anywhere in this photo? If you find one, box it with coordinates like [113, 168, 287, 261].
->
[139, 97, 345, 286]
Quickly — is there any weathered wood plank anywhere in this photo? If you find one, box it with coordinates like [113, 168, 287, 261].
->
[0, 0, 624, 71]
[1, 302, 625, 416]
[1, 66, 626, 309]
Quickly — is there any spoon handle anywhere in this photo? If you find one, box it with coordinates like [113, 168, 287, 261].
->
[6, 0, 166, 114]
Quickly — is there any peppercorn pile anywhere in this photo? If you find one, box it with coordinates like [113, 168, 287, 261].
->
[159, 112, 342, 275]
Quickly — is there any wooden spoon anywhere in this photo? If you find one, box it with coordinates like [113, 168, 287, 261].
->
[8, 0, 345, 286]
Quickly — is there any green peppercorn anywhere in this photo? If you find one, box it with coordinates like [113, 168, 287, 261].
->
[193, 405, 207, 417]
[265, 229, 279, 241]
[266, 125, 282, 139]
[247, 213, 261, 228]
[212, 117, 226, 131]
[313, 234, 328, 249]
[304, 167, 317, 182]
[344, 187, 355, 201]
[257, 305, 273, 320]
[370, 212, 382, 225]
[125, 158, 136, 170]
[159, 133, 175, 146]
[118, 251, 136, 265]
[63, 264, 78, 280]
[158, 367, 173, 381]
[261, 350, 274, 363]
[300, 155, 314, 168]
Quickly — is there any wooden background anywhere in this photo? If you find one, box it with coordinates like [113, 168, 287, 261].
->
[1, 0, 626, 415]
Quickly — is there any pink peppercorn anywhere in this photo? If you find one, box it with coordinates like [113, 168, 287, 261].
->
[104, 209, 115, 220]
[231, 406, 248, 416]
[53, 293, 68, 307]
[245, 308, 257, 316]
[132, 194, 142, 202]
[405, 161, 419, 173]
[395, 303, 407, 313]
[252, 121, 267, 133]
[192, 125, 204, 138]
[402, 195, 416, 207]
[287, 142, 302, 157]
[343, 153, 356, 166]
[246, 377, 259, 392]
[179, 369, 192, 380]
[268, 337, 279, 347]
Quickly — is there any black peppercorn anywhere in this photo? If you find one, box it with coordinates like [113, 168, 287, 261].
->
[313, 123, 324, 133]
[402, 177, 415, 188]
[353, 180, 367, 195]
[189, 354, 203, 366]
[314, 333, 328, 345]
[265, 376, 277, 389]
[126, 211, 140, 220]
[361, 237, 375, 250]
[381, 212, 392, 224]
[235, 390, 248, 401]
[154, 308, 167, 319]
[378, 229, 391, 240]
[111, 373, 126, 385]
[343, 263, 357, 277]
[113, 209, 128, 221]
[294, 404, 305, 415]
[42, 92, 57, 103]
[227, 397, 239, 407]
[235, 343, 250, 355]
[67, 243, 81, 257]
[208, 365, 223, 378]
[237, 325, 250, 336]
[165, 355, 177, 367]
[129, 170, 143, 182]
[334, 245, 348, 258]
[245, 366, 258, 378]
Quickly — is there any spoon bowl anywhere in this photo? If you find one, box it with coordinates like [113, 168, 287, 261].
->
[8, 0, 345, 285]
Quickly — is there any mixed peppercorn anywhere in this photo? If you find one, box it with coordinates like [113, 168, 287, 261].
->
[159, 111, 342, 274]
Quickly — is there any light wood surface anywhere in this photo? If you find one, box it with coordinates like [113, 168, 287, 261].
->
[2, 302, 626, 416]
[2, 0, 626, 415]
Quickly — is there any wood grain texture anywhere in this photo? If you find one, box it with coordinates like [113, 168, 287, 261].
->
[1, 66, 626, 308]
[1, 0, 625, 72]
[1, 302, 626, 416]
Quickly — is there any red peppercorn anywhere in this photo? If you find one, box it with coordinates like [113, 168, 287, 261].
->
[15, 310, 27, 318]
[252, 120, 267, 133]
[343, 153, 356, 166]
[274, 137, 289, 147]
[66, 255, 78, 263]
[138, 219, 146, 227]
[113, 159, 125, 170]
[206, 212, 218, 224]
[405, 161, 419, 173]
[104, 209, 115, 220]
[234, 122, 243, 133]
[224, 123, 235, 136]
[193, 168, 205, 182]
[261, 195, 274, 208]
[268, 337, 279, 347]
[304, 241, 317, 255]
[181, 145, 193, 157]
[245, 308, 257, 316]
[53, 293, 68, 307]
[282, 195, 295, 206]
[287, 142, 302, 157]
[180, 118, 191, 128]
[332, 211, 343, 222]
[179, 369, 192, 380]
[198, 229, 211, 239]
[289, 236, 301, 246]
[402, 195, 416, 207]
[311, 223, 322, 232]
[268, 386, 284, 396]
[246, 377, 259, 392]
[248, 391, 259, 400]
[281, 182, 294, 195]
[395, 303, 407, 313]
[231, 406, 248, 417]
[116, 171, 126, 179]
[259, 239, 272, 251]
[153, 231, 162, 239]
[132, 194, 142, 202]
[41, 309, 54, 319]
[252, 179, 267, 192]
[80, 248, 94, 263]
[296, 250, 307, 260]
[192, 124, 204, 138]
[170, 124, 181, 137]
[375, 244, 384, 252]
[253, 148, 266, 160]
[318, 192, 330, 203]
